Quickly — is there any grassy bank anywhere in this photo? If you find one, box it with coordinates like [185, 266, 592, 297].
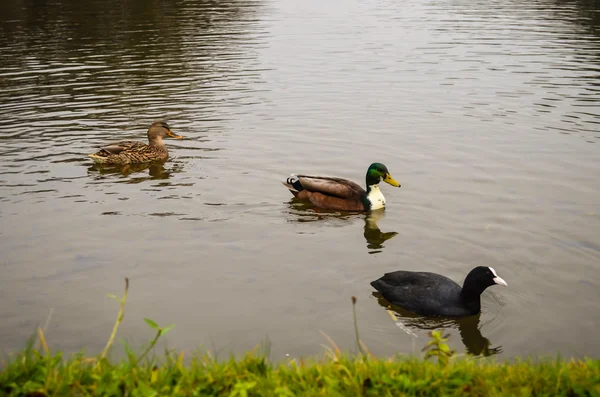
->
[2, 279, 599, 396]
[2, 347, 599, 396]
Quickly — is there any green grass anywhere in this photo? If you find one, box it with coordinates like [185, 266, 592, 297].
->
[1, 278, 599, 396]
[2, 346, 599, 396]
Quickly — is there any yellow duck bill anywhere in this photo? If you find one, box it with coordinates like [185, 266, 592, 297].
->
[383, 173, 401, 187]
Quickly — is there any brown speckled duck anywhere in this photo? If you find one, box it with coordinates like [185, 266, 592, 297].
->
[88, 121, 182, 165]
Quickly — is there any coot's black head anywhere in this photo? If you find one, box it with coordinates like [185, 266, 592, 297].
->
[462, 266, 507, 296]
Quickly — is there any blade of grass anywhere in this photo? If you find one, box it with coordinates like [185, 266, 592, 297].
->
[37, 327, 49, 355]
[319, 331, 340, 359]
[100, 277, 129, 361]
[351, 296, 366, 358]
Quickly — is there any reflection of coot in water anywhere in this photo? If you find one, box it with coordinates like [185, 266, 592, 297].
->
[373, 292, 502, 356]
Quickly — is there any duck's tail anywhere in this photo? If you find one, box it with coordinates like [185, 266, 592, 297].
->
[88, 153, 109, 163]
[282, 174, 303, 197]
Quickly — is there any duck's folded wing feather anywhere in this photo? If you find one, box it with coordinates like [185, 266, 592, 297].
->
[297, 175, 366, 199]
[100, 141, 145, 155]
[302, 191, 365, 211]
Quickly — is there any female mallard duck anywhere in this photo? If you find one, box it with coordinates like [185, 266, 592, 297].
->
[88, 121, 182, 165]
[282, 163, 401, 211]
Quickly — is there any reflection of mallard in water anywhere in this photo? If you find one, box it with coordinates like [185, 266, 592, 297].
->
[285, 201, 399, 253]
[87, 159, 182, 182]
[364, 210, 398, 253]
[88, 121, 182, 165]
[282, 163, 401, 211]
[372, 292, 502, 356]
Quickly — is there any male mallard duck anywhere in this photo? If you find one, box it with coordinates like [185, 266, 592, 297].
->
[88, 121, 182, 165]
[282, 163, 401, 211]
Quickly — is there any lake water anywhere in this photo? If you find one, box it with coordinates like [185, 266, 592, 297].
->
[1, 0, 599, 360]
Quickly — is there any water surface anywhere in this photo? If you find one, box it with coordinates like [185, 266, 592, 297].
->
[1, 0, 600, 360]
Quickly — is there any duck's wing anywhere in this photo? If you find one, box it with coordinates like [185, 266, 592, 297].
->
[296, 175, 366, 199]
[300, 191, 366, 211]
[99, 140, 146, 155]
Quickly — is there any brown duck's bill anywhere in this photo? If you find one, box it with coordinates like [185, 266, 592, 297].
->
[383, 173, 401, 187]
[167, 130, 183, 139]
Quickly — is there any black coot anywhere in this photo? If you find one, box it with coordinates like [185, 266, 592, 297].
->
[370, 266, 507, 317]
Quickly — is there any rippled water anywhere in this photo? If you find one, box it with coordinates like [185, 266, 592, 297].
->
[1, 0, 599, 360]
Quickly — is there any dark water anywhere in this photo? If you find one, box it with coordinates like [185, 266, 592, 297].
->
[1, 0, 599, 360]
